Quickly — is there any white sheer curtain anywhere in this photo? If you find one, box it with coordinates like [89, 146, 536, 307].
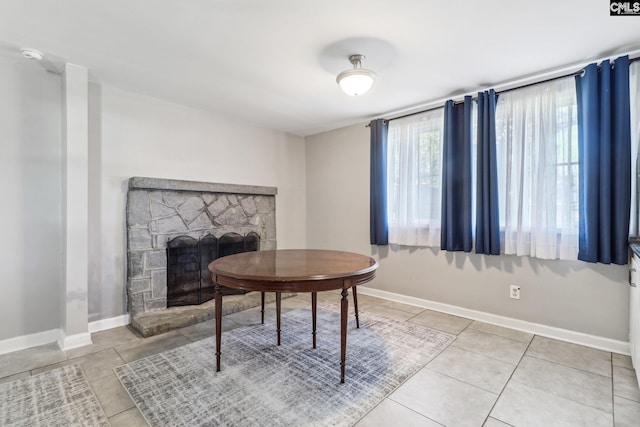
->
[495, 78, 579, 260]
[387, 108, 444, 246]
[630, 61, 640, 237]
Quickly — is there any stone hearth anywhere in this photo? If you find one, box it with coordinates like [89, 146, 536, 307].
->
[126, 177, 291, 337]
[131, 292, 285, 337]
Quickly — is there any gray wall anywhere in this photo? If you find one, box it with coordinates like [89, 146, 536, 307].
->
[87, 84, 307, 322]
[305, 123, 630, 342]
[0, 54, 63, 340]
[1, 60, 307, 341]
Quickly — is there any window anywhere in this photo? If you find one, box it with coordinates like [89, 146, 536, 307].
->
[386, 109, 444, 246]
[495, 77, 579, 259]
[384, 78, 580, 259]
[378, 65, 633, 261]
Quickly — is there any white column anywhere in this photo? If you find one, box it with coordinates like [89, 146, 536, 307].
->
[58, 63, 92, 350]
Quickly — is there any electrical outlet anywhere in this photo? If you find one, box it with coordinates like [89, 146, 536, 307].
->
[510, 285, 521, 300]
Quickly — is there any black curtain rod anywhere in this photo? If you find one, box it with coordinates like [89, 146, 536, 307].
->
[371, 55, 640, 125]
[387, 70, 583, 123]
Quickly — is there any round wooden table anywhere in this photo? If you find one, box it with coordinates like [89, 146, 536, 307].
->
[209, 249, 378, 383]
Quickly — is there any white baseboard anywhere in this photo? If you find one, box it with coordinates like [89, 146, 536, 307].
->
[358, 287, 630, 355]
[0, 314, 130, 355]
[57, 331, 92, 351]
[88, 314, 130, 333]
[0, 329, 60, 355]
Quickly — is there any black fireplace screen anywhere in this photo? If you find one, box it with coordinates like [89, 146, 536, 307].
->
[166, 232, 259, 307]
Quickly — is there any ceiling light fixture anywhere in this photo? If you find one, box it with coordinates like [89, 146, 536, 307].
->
[336, 54, 376, 96]
[21, 48, 44, 61]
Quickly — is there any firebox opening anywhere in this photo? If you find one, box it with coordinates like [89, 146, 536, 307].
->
[166, 232, 260, 307]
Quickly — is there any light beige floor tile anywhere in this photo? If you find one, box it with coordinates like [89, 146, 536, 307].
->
[66, 345, 101, 360]
[281, 296, 314, 310]
[91, 372, 135, 417]
[483, 417, 513, 427]
[264, 292, 363, 323]
[364, 304, 417, 322]
[612, 353, 633, 369]
[0, 342, 67, 378]
[228, 304, 308, 325]
[4, 299, 636, 427]
[427, 346, 516, 394]
[315, 290, 343, 303]
[526, 336, 611, 377]
[32, 348, 125, 382]
[108, 407, 149, 427]
[177, 318, 243, 342]
[378, 300, 425, 314]
[225, 306, 275, 325]
[294, 292, 313, 302]
[452, 329, 528, 365]
[311, 289, 384, 309]
[354, 399, 441, 426]
[390, 367, 498, 427]
[115, 331, 192, 363]
[295, 291, 383, 312]
[491, 381, 612, 427]
[351, 293, 386, 309]
[0, 370, 30, 385]
[67, 326, 141, 359]
[469, 321, 533, 344]
[263, 297, 311, 312]
[614, 395, 640, 427]
[408, 309, 472, 335]
[511, 355, 612, 413]
[613, 366, 640, 402]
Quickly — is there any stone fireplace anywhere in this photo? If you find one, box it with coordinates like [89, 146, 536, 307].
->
[126, 177, 286, 337]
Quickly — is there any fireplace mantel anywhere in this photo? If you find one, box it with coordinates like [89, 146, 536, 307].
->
[128, 176, 277, 196]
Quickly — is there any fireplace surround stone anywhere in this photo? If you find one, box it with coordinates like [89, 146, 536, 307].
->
[125, 177, 286, 336]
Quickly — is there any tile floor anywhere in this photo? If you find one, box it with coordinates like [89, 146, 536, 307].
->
[1, 292, 639, 426]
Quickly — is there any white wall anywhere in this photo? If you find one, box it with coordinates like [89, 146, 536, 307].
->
[59, 63, 91, 349]
[88, 84, 306, 322]
[0, 55, 63, 341]
[305, 123, 630, 342]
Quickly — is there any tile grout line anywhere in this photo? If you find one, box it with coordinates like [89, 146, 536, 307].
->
[25, 349, 73, 377]
[445, 344, 518, 366]
[466, 323, 533, 344]
[0, 370, 31, 383]
[353, 304, 457, 426]
[479, 333, 535, 426]
[78, 364, 111, 423]
[497, 338, 616, 421]
[523, 352, 613, 379]
[447, 326, 529, 366]
[610, 352, 616, 427]
[422, 365, 502, 396]
[358, 396, 446, 427]
[105, 337, 145, 423]
[112, 345, 129, 365]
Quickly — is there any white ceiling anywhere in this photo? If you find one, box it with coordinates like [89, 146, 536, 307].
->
[1, 0, 639, 136]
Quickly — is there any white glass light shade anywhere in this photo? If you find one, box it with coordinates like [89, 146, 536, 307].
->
[336, 69, 376, 96]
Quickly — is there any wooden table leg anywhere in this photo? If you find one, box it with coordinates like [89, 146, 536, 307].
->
[215, 282, 222, 372]
[340, 287, 348, 383]
[311, 292, 317, 349]
[352, 286, 360, 329]
[276, 291, 282, 346]
[261, 291, 265, 324]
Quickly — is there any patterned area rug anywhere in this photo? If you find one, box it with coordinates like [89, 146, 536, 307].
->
[0, 364, 109, 427]
[116, 305, 455, 426]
